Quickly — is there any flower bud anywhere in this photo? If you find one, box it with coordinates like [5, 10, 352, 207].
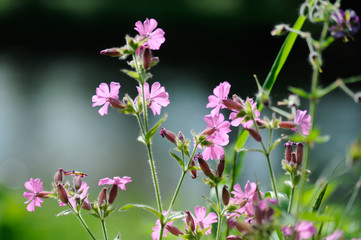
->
[54, 168, 63, 184]
[57, 184, 69, 204]
[279, 121, 297, 129]
[98, 187, 108, 207]
[200, 127, 216, 137]
[100, 48, 122, 57]
[254, 205, 262, 224]
[109, 98, 126, 109]
[222, 185, 230, 206]
[177, 131, 185, 143]
[143, 47, 152, 70]
[82, 201, 92, 211]
[160, 128, 177, 145]
[222, 99, 243, 111]
[291, 152, 297, 164]
[271, 24, 288, 36]
[108, 184, 118, 205]
[217, 155, 225, 178]
[232, 94, 243, 104]
[73, 175, 82, 190]
[296, 142, 304, 166]
[36, 191, 52, 198]
[165, 225, 184, 236]
[256, 119, 266, 128]
[284, 141, 293, 163]
[185, 211, 195, 232]
[234, 220, 251, 233]
[245, 128, 262, 142]
[189, 159, 198, 179]
[197, 155, 214, 179]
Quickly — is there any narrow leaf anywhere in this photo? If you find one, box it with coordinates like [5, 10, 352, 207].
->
[121, 69, 140, 81]
[269, 138, 283, 152]
[288, 86, 311, 99]
[145, 114, 167, 144]
[56, 209, 73, 217]
[170, 151, 184, 169]
[119, 204, 161, 219]
[114, 233, 121, 240]
[202, 196, 219, 212]
[312, 183, 328, 213]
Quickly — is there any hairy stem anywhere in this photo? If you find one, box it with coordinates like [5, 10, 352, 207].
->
[215, 186, 223, 240]
[101, 219, 108, 240]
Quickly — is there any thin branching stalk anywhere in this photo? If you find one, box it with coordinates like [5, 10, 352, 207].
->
[101, 219, 108, 240]
[215, 186, 223, 240]
[68, 204, 97, 240]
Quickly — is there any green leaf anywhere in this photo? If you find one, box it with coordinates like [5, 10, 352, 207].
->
[145, 114, 167, 144]
[119, 204, 161, 219]
[114, 233, 121, 240]
[202, 196, 219, 212]
[187, 166, 200, 171]
[121, 69, 140, 81]
[235, 131, 249, 151]
[237, 148, 264, 153]
[269, 138, 283, 152]
[56, 209, 73, 217]
[312, 183, 328, 213]
[170, 151, 184, 169]
[288, 86, 311, 99]
[165, 211, 186, 221]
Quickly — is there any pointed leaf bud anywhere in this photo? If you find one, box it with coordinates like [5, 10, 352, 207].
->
[245, 128, 262, 142]
[165, 225, 184, 236]
[222, 99, 243, 111]
[197, 155, 214, 179]
[54, 168, 64, 184]
[222, 185, 230, 206]
[279, 121, 297, 129]
[98, 187, 108, 207]
[73, 175, 82, 190]
[160, 128, 177, 145]
[185, 211, 195, 232]
[177, 131, 185, 143]
[57, 184, 69, 204]
[217, 155, 225, 178]
[296, 142, 304, 166]
[143, 47, 152, 70]
[189, 159, 198, 179]
[284, 141, 293, 163]
[108, 184, 118, 205]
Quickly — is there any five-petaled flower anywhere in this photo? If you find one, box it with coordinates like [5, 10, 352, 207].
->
[183, 205, 217, 235]
[24, 178, 45, 212]
[206, 81, 231, 116]
[98, 176, 132, 190]
[292, 110, 311, 136]
[136, 82, 170, 116]
[229, 98, 260, 128]
[92, 82, 121, 116]
[231, 180, 260, 218]
[203, 113, 231, 144]
[135, 18, 165, 50]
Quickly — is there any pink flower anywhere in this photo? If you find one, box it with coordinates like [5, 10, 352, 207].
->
[59, 182, 90, 208]
[98, 176, 132, 190]
[152, 211, 173, 240]
[229, 98, 260, 128]
[231, 181, 260, 217]
[204, 113, 231, 144]
[134, 18, 165, 50]
[206, 81, 231, 116]
[92, 82, 121, 116]
[325, 230, 343, 240]
[24, 178, 44, 212]
[184, 206, 217, 235]
[292, 110, 311, 135]
[281, 221, 317, 240]
[136, 82, 170, 115]
[201, 135, 227, 160]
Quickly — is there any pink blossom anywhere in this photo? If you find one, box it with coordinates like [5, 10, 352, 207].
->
[137, 82, 170, 115]
[231, 181, 260, 217]
[325, 230, 343, 240]
[184, 206, 217, 235]
[281, 221, 317, 240]
[98, 176, 132, 190]
[201, 135, 227, 160]
[292, 110, 311, 135]
[134, 18, 165, 50]
[229, 98, 260, 128]
[59, 182, 90, 208]
[204, 113, 231, 144]
[92, 82, 121, 116]
[23, 178, 44, 212]
[206, 81, 231, 116]
[152, 211, 173, 240]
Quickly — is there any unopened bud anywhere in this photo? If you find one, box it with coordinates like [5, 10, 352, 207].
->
[291, 152, 297, 164]
[185, 211, 195, 232]
[74, 175, 82, 190]
[256, 119, 266, 128]
[245, 128, 262, 142]
[222, 99, 243, 111]
[98, 187, 108, 207]
[36, 191, 52, 199]
[160, 128, 177, 145]
[109, 98, 125, 109]
[279, 121, 297, 129]
[271, 24, 288, 36]
[197, 155, 214, 179]
[284, 141, 293, 162]
[296, 142, 304, 166]
[100, 48, 122, 57]
[82, 201, 92, 210]
[234, 220, 252, 233]
[189, 159, 198, 179]
[143, 48, 152, 70]
[254, 205, 262, 224]
[57, 184, 69, 204]
[177, 131, 185, 143]
[165, 225, 184, 236]
[200, 127, 216, 137]
[232, 94, 243, 104]
[236, 199, 247, 208]
[222, 185, 230, 206]
[108, 184, 118, 205]
[217, 155, 225, 178]
[54, 168, 63, 184]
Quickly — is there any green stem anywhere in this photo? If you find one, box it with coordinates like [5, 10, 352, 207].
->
[288, 182, 295, 213]
[146, 143, 163, 213]
[101, 219, 108, 240]
[68, 204, 97, 240]
[215, 186, 222, 240]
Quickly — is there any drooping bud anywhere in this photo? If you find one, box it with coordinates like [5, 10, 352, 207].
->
[279, 121, 297, 129]
[54, 168, 64, 184]
[98, 187, 108, 207]
[108, 184, 118, 205]
[296, 142, 304, 166]
[185, 211, 195, 232]
[143, 47, 152, 70]
[165, 225, 184, 236]
[222, 185, 230, 206]
[57, 184, 69, 204]
[177, 131, 185, 143]
[189, 159, 198, 179]
[217, 155, 225, 178]
[36, 191, 53, 199]
[197, 155, 214, 179]
[82, 201, 92, 211]
[73, 175, 82, 190]
[245, 128, 262, 142]
[160, 128, 177, 145]
[222, 99, 243, 111]
[284, 141, 293, 163]
[100, 48, 123, 57]
[234, 220, 252, 233]
[291, 152, 297, 164]
[109, 98, 126, 109]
